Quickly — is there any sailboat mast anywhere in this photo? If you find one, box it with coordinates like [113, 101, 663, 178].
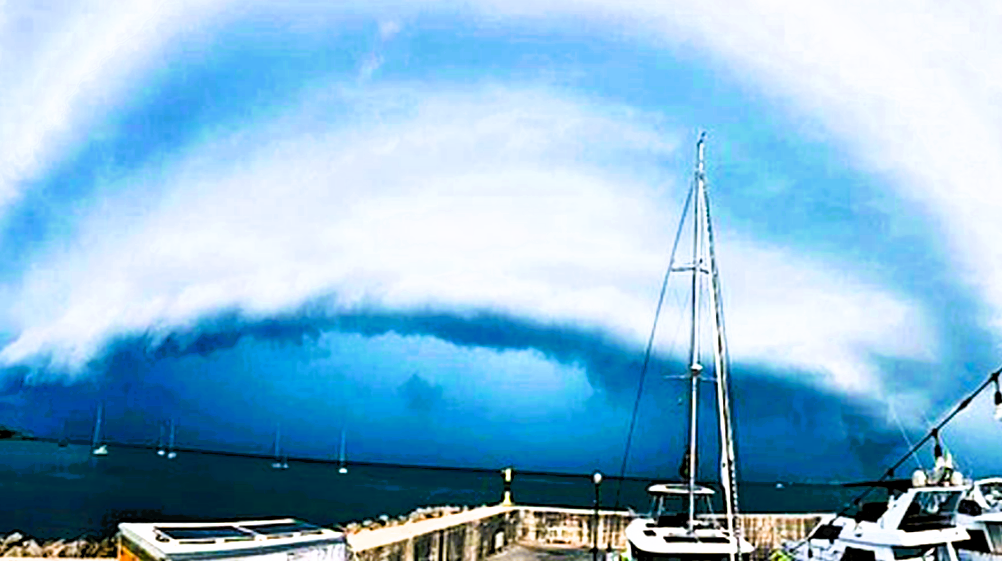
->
[702, 135, 741, 561]
[169, 419, 176, 450]
[92, 404, 103, 448]
[339, 427, 346, 463]
[686, 132, 708, 530]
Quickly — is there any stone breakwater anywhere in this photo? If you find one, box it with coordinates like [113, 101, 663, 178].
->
[0, 532, 116, 558]
[341, 504, 476, 533]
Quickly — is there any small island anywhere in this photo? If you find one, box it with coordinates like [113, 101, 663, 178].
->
[0, 425, 35, 440]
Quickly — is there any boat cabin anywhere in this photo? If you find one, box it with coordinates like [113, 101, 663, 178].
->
[645, 484, 718, 528]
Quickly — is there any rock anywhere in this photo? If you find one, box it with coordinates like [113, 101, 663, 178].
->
[62, 539, 88, 558]
[4, 544, 25, 557]
[95, 537, 117, 557]
[2, 532, 25, 553]
[52, 541, 70, 558]
[41, 539, 66, 558]
[23, 539, 44, 557]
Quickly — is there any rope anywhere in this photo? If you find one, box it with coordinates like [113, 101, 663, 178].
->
[613, 178, 695, 511]
[887, 397, 924, 471]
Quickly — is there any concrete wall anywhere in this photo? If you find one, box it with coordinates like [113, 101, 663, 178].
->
[347, 506, 824, 561]
[515, 507, 631, 550]
[728, 514, 826, 561]
[348, 506, 521, 561]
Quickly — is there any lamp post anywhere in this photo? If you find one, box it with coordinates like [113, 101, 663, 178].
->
[593, 471, 602, 561]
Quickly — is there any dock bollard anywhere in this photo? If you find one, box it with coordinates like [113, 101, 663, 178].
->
[501, 467, 514, 506]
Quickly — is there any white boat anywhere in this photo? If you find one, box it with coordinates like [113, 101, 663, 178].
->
[955, 477, 1002, 555]
[271, 424, 289, 470]
[624, 133, 754, 561]
[118, 518, 346, 561]
[166, 419, 177, 460]
[91, 404, 109, 456]
[788, 454, 970, 561]
[337, 427, 348, 475]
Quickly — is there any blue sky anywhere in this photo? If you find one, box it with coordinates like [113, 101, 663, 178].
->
[1, 0, 1001, 483]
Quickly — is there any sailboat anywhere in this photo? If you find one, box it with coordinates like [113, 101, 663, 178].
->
[58, 420, 69, 447]
[337, 427, 348, 475]
[91, 404, 108, 456]
[271, 424, 289, 470]
[166, 419, 177, 460]
[624, 133, 753, 561]
[156, 421, 166, 456]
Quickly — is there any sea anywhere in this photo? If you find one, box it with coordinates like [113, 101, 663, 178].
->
[0, 440, 858, 540]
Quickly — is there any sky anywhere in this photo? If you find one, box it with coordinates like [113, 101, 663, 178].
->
[1, 0, 1002, 483]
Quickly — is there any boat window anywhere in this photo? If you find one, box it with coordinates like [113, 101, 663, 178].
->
[657, 514, 689, 528]
[956, 530, 992, 554]
[958, 499, 982, 516]
[899, 491, 962, 531]
[980, 482, 1002, 510]
[891, 546, 948, 561]
[660, 536, 731, 544]
[840, 547, 876, 561]
[243, 521, 322, 537]
[808, 524, 842, 541]
[154, 526, 252, 540]
[853, 503, 887, 523]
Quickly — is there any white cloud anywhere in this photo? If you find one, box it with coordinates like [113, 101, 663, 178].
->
[0, 81, 934, 400]
[0, 0, 234, 218]
[378, 20, 402, 40]
[2, 0, 974, 408]
[453, 0, 1002, 351]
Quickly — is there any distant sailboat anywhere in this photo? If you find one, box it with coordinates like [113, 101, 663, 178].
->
[166, 419, 177, 460]
[337, 427, 348, 475]
[271, 424, 289, 470]
[91, 405, 108, 456]
[58, 420, 69, 447]
[156, 421, 166, 456]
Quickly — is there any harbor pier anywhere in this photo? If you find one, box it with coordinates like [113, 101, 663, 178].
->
[346, 505, 825, 561]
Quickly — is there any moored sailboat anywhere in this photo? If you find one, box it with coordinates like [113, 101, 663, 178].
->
[624, 133, 753, 561]
[166, 418, 177, 460]
[272, 424, 289, 470]
[91, 404, 108, 456]
[58, 420, 69, 448]
[337, 427, 348, 475]
[156, 421, 166, 456]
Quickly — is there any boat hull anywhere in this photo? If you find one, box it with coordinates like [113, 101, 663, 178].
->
[626, 517, 753, 561]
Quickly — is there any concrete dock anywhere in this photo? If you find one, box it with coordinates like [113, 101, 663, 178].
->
[486, 544, 593, 561]
[346, 504, 823, 561]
